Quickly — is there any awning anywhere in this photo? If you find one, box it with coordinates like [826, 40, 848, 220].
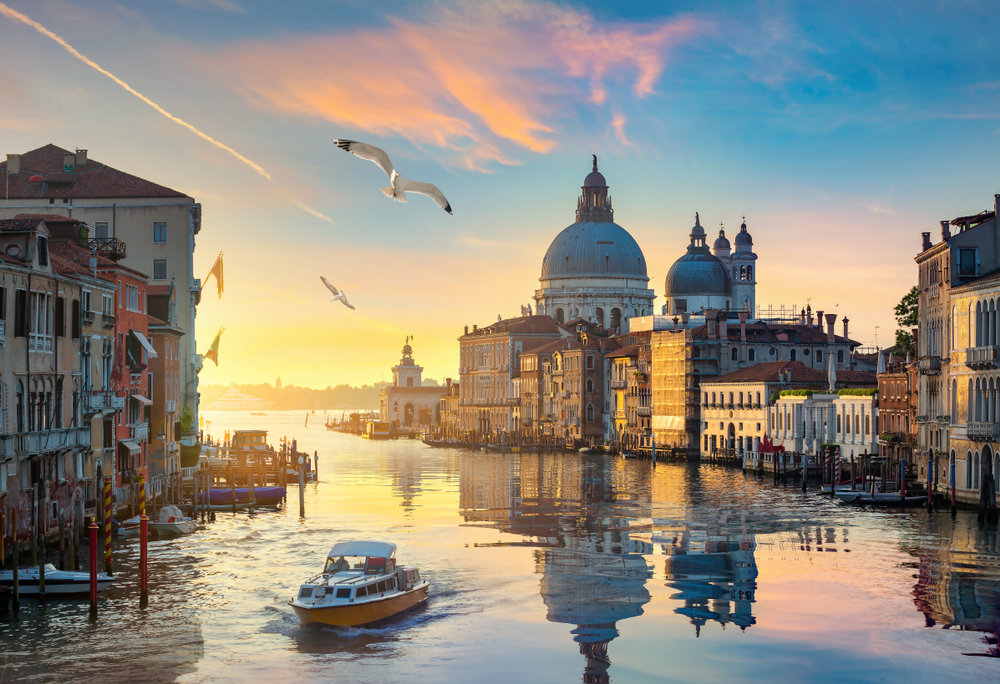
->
[131, 394, 153, 406]
[119, 440, 141, 454]
[130, 330, 158, 359]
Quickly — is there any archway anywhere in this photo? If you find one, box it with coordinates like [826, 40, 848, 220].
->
[984, 444, 994, 483]
[596, 307, 605, 328]
[555, 308, 565, 324]
[610, 308, 622, 330]
[727, 423, 736, 452]
[404, 403, 415, 426]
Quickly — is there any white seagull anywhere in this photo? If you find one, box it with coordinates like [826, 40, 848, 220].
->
[321, 276, 355, 310]
[332, 139, 452, 215]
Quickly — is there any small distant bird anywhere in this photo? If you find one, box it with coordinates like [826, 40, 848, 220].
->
[332, 139, 452, 215]
[321, 276, 355, 310]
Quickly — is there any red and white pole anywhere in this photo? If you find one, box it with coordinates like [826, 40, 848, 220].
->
[89, 521, 98, 621]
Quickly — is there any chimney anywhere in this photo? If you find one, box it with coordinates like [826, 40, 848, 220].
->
[719, 316, 728, 340]
[800, 308, 806, 325]
[464, 325, 469, 335]
[63, 153, 75, 173]
[5, 154, 20, 175]
[75, 149, 88, 167]
[922, 232, 932, 251]
[825, 313, 837, 343]
[472, 324, 478, 334]
[738, 310, 748, 341]
[446, 377, 452, 387]
[842, 317, 849, 341]
[807, 305, 813, 326]
[816, 310, 823, 329]
[705, 309, 718, 338]
[680, 312, 690, 327]
[672, 316, 680, 329]
[941, 220, 950, 241]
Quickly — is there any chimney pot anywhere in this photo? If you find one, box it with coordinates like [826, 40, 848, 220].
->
[464, 325, 469, 335]
[941, 220, 951, 240]
[720, 317, 729, 340]
[75, 148, 88, 167]
[843, 317, 849, 341]
[800, 308, 806, 325]
[825, 313, 837, 343]
[922, 231, 932, 251]
[705, 309, 718, 338]
[680, 312, 690, 326]
[816, 310, 823, 329]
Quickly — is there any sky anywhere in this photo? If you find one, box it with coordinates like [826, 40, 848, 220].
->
[2, 0, 999, 388]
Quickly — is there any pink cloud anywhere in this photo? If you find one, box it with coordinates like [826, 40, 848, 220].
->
[209, 1, 703, 168]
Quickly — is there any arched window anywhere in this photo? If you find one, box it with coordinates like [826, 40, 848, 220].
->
[837, 414, 842, 432]
[967, 451, 974, 489]
[974, 452, 981, 489]
[747, 266, 752, 281]
[731, 347, 738, 361]
[586, 403, 595, 422]
[586, 378, 594, 393]
[748, 348, 756, 361]
[816, 350, 823, 363]
[555, 308, 565, 324]
[838, 350, 845, 363]
[740, 265, 746, 280]
[789, 349, 797, 361]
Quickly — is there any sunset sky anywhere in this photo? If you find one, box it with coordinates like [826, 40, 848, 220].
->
[2, 0, 999, 387]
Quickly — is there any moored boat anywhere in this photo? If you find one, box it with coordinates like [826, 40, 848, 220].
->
[0, 564, 116, 595]
[148, 505, 198, 539]
[198, 486, 286, 506]
[836, 492, 928, 506]
[289, 541, 429, 627]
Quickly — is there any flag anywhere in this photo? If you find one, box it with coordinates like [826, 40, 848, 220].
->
[205, 252, 223, 299]
[204, 326, 226, 366]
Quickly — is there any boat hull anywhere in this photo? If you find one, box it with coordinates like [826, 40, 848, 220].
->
[0, 567, 116, 595]
[199, 487, 286, 506]
[149, 519, 198, 538]
[290, 584, 429, 627]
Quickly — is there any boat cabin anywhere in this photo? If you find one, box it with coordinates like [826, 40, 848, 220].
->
[364, 421, 391, 439]
[232, 430, 269, 451]
[296, 541, 422, 604]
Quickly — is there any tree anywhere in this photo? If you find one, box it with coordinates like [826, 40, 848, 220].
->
[894, 286, 919, 356]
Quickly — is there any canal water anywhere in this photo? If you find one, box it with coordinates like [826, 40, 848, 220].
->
[2, 411, 998, 683]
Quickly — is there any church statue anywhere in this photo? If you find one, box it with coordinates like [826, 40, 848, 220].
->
[526, 303, 532, 316]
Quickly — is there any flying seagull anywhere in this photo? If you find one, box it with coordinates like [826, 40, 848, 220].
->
[332, 139, 452, 215]
[321, 276, 355, 310]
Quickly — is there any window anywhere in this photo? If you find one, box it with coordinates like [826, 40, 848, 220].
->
[731, 347, 738, 361]
[958, 248, 977, 277]
[586, 403, 594, 422]
[37, 236, 48, 267]
[153, 259, 167, 280]
[756, 423, 761, 431]
[55, 297, 65, 337]
[789, 349, 797, 361]
[94, 222, 109, 239]
[748, 348, 756, 361]
[586, 379, 594, 393]
[586, 355, 594, 370]
[153, 222, 167, 243]
[29, 291, 52, 352]
[838, 350, 845, 363]
[816, 350, 823, 363]
[406, 377, 413, 387]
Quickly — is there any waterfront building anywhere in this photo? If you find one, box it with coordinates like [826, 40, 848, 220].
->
[437, 379, 461, 439]
[518, 337, 564, 439]
[550, 327, 609, 447]
[770, 381, 877, 457]
[458, 315, 568, 436]
[916, 193, 1000, 505]
[148, 315, 185, 477]
[534, 159, 655, 329]
[0, 216, 95, 539]
[605, 344, 637, 450]
[877, 357, 918, 475]
[379, 341, 446, 428]
[652, 312, 861, 457]
[1, 145, 203, 456]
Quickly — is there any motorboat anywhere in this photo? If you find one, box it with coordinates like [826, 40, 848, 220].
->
[836, 491, 927, 506]
[198, 486, 287, 506]
[148, 505, 198, 539]
[0, 564, 116, 595]
[289, 541, 429, 627]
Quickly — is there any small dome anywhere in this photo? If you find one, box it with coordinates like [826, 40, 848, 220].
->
[735, 221, 753, 246]
[665, 253, 732, 297]
[584, 154, 606, 187]
[713, 229, 730, 250]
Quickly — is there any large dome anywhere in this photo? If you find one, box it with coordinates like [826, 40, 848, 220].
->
[665, 213, 731, 297]
[541, 221, 648, 279]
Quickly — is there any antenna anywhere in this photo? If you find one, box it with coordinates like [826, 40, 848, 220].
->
[874, 326, 879, 348]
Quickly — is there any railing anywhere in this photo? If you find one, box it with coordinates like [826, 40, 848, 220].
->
[102, 313, 116, 329]
[561, 391, 571, 399]
[637, 407, 651, 416]
[28, 333, 52, 353]
[16, 427, 91, 454]
[87, 237, 127, 260]
[83, 390, 124, 414]
[82, 310, 96, 325]
[917, 356, 941, 375]
[966, 346, 998, 369]
[968, 422, 1000, 441]
[130, 422, 149, 442]
[504, 398, 519, 406]
[610, 380, 628, 389]
[166, 399, 177, 413]
[0, 435, 15, 457]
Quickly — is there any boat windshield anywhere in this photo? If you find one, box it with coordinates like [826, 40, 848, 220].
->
[324, 555, 365, 574]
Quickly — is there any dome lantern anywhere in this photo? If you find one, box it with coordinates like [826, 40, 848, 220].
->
[576, 155, 613, 223]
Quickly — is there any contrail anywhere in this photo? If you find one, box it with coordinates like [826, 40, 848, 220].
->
[0, 2, 272, 181]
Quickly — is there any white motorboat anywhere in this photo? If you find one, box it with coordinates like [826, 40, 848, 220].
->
[148, 505, 198, 539]
[288, 541, 429, 627]
[0, 564, 116, 595]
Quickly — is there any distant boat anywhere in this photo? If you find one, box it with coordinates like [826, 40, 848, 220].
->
[305, 413, 309, 427]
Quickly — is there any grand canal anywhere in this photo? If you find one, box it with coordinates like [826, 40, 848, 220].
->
[2, 411, 998, 683]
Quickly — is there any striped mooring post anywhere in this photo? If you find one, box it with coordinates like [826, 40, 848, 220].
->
[139, 476, 146, 518]
[834, 449, 841, 486]
[103, 476, 113, 576]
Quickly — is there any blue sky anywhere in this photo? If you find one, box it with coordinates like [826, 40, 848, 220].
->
[2, 0, 997, 385]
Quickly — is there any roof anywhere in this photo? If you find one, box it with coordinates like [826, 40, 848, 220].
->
[147, 284, 172, 296]
[604, 344, 639, 359]
[703, 361, 826, 385]
[688, 321, 860, 347]
[540, 220, 648, 281]
[147, 315, 168, 326]
[0, 217, 43, 233]
[12, 213, 80, 224]
[462, 315, 566, 338]
[328, 541, 396, 558]
[0, 144, 188, 200]
[520, 337, 569, 357]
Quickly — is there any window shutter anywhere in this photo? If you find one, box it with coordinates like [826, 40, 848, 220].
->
[14, 290, 26, 337]
[72, 300, 81, 339]
[55, 297, 65, 337]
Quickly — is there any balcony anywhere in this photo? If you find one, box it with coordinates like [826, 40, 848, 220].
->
[102, 313, 116, 329]
[561, 391, 571, 399]
[28, 333, 52, 353]
[16, 427, 91, 455]
[968, 422, 1000, 441]
[637, 407, 651, 416]
[610, 380, 628, 389]
[917, 356, 941, 375]
[966, 346, 998, 369]
[504, 398, 519, 406]
[83, 390, 125, 414]
[130, 422, 150, 442]
[166, 399, 177, 414]
[87, 237, 127, 260]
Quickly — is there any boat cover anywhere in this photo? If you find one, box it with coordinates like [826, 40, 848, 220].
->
[159, 505, 184, 523]
[328, 541, 396, 558]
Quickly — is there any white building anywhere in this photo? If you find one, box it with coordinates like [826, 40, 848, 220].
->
[534, 158, 656, 330]
[771, 390, 877, 458]
[379, 342, 447, 427]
